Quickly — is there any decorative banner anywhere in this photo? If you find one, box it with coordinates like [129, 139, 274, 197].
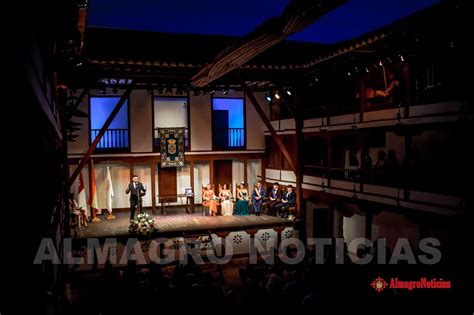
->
[159, 127, 185, 167]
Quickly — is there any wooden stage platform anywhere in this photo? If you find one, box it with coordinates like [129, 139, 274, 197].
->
[76, 211, 294, 239]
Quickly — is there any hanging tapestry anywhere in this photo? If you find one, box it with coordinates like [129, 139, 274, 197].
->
[159, 127, 185, 167]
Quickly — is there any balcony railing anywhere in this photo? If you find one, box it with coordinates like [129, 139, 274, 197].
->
[91, 129, 129, 151]
[213, 128, 245, 150]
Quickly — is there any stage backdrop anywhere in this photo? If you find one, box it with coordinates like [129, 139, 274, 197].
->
[159, 127, 185, 167]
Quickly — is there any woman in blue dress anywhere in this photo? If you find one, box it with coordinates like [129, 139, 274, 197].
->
[235, 183, 250, 215]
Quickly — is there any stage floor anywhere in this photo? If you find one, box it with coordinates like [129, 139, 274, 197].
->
[76, 210, 293, 239]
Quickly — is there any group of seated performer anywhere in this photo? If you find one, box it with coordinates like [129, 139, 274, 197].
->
[218, 183, 233, 216]
[235, 183, 250, 215]
[262, 182, 296, 217]
[251, 181, 266, 216]
[202, 181, 296, 217]
[202, 183, 218, 216]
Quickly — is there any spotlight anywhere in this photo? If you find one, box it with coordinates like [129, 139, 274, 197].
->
[314, 76, 319, 82]
[266, 95, 272, 102]
[274, 92, 280, 100]
[286, 89, 292, 96]
[365, 67, 370, 73]
[399, 54, 405, 62]
[379, 60, 383, 66]
[347, 71, 351, 77]
[210, 89, 215, 96]
[223, 87, 229, 95]
[109, 78, 117, 85]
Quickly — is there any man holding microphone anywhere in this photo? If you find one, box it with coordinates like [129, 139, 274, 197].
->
[126, 175, 147, 222]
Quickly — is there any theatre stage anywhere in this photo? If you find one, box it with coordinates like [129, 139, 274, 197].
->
[76, 209, 293, 239]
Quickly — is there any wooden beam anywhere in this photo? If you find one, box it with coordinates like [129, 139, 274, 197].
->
[67, 86, 134, 189]
[243, 159, 248, 185]
[191, 0, 347, 87]
[150, 162, 156, 214]
[293, 90, 304, 218]
[244, 85, 297, 173]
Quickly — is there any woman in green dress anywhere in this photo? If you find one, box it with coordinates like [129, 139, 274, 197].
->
[235, 183, 250, 215]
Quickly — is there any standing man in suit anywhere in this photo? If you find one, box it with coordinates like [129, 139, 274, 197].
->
[251, 181, 266, 216]
[126, 175, 146, 222]
[274, 185, 296, 218]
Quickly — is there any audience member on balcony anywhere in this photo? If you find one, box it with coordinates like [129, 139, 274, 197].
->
[264, 182, 282, 216]
[386, 149, 400, 185]
[252, 181, 266, 216]
[274, 185, 296, 218]
[235, 183, 250, 215]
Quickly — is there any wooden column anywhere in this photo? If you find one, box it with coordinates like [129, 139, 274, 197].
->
[359, 77, 366, 122]
[365, 212, 373, 241]
[294, 92, 304, 218]
[88, 159, 99, 221]
[129, 162, 134, 179]
[209, 160, 214, 187]
[327, 136, 332, 188]
[243, 159, 248, 185]
[261, 159, 266, 185]
[190, 161, 195, 213]
[150, 162, 156, 214]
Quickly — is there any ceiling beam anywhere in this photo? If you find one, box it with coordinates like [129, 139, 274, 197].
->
[191, 0, 347, 87]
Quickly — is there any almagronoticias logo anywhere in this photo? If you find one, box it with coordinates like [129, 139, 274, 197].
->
[371, 277, 451, 292]
[371, 277, 388, 292]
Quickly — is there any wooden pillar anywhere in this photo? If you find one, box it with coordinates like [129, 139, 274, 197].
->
[359, 77, 366, 122]
[403, 134, 413, 200]
[261, 158, 266, 185]
[88, 159, 99, 222]
[294, 94, 304, 218]
[243, 159, 248, 185]
[327, 136, 332, 188]
[365, 212, 373, 241]
[190, 161, 195, 213]
[150, 162, 156, 214]
[129, 162, 134, 179]
[209, 159, 214, 187]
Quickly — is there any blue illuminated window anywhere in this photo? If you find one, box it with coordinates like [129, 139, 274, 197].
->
[90, 96, 129, 151]
[212, 98, 245, 149]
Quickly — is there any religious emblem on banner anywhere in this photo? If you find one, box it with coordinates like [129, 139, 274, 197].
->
[159, 128, 185, 167]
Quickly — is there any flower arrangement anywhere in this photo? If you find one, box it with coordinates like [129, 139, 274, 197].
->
[129, 213, 158, 237]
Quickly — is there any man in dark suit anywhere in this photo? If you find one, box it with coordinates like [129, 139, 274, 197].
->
[251, 181, 267, 216]
[274, 185, 296, 218]
[264, 182, 282, 216]
[126, 175, 146, 222]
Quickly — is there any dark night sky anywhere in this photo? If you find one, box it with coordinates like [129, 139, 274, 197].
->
[87, 0, 440, 43]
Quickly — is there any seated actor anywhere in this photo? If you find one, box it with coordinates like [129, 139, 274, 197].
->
[274, 185, 296, 218]
[251, 181, 266, 216]
[263, 182, 281, 216]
